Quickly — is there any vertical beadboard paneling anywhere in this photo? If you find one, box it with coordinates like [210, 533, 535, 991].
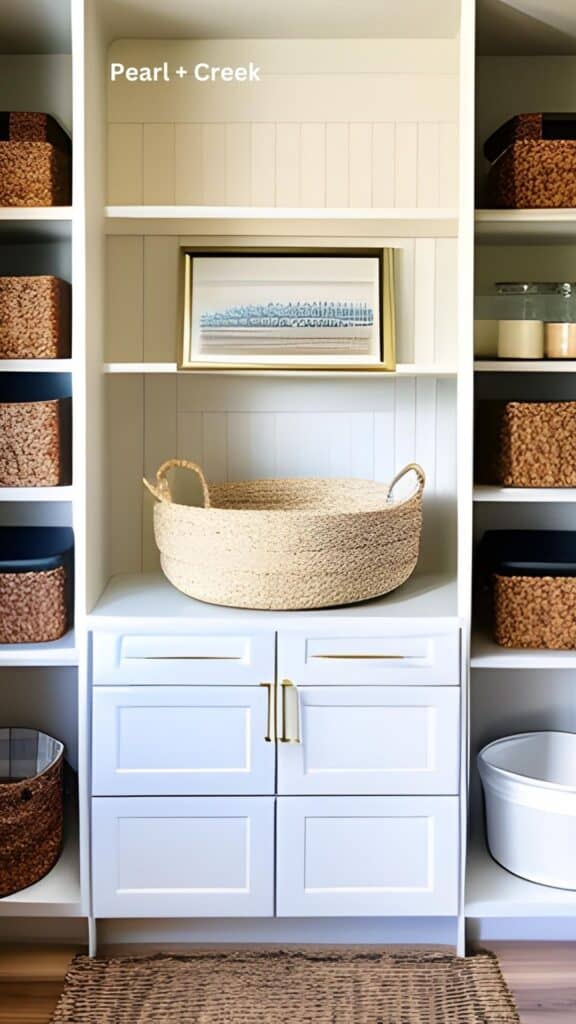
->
[201, 413, 228, 480]
[434, 377, 458, 574]
[394, 123, 418, 207]
[107, 376, 143, 574]
[325, 124, 349, 207]
[349, 124, 373, 207]
[393, 378, 417, 477]
[143, 124, 175, 204]
[227, 414, 277, 479]
[142, 377, 178, 570]
[225, 124, 252, 205]
[417, 124, 440, 207]
[393, 239, 415, 364]
[251, 123, 276, 205]
[174, 124, 203, 203]
[108, 124, 143, 204]
[143, 237, 181, 362]
[434, 238, 458, 365]
[275, 123, 301, 207]
[439, 122, 459, 206]
[106, 237, 143, 361]
[300, 123, 326, 208]
[413, 238, 436, 366]
[372, 123, 395, 207]
[202, 124, 227, 205]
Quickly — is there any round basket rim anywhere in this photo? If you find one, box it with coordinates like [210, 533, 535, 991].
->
[0, 728, 64, 788]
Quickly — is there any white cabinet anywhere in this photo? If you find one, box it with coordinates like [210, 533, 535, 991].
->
[276, 796, 459, 917]
[92, 796, 275, 917]
[93, 630, 275, 685]
[93, 686, 275, 796]
[277, 686, 460, 795]
[278, 629, 460, 686]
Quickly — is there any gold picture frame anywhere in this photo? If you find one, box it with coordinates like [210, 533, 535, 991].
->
[179, 246, 396, 372]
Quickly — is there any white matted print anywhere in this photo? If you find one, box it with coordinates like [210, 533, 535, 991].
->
[181, 252, 395, 370]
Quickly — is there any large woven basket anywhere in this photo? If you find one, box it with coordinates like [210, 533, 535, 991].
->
[0, 728, 64, 897]
[144, 460, 425, 610]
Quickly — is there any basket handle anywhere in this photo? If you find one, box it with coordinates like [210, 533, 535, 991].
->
[387, 463, 426, 503]
[143, 459, 211, 507]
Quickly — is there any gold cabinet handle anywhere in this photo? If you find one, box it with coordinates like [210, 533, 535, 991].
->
[280, 679, 301, 744]
[259, 682, 276, 742]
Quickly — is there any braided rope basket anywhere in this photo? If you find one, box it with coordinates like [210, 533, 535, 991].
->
[144, 460, 425, 610]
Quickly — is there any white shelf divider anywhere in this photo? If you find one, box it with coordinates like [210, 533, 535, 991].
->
[102, 362, 457, 377]
[471, 631, 576, 670]
[466, 831, 576, 918]
[475, 360, 576, 372]
[0, 486, 74, 502]
[0, 360, 73, 373]
[475, 208, 576, 243]
[0, 631, 77, 668]
[474, 486, 576, 503]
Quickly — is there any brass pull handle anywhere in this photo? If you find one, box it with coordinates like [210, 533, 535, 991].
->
[259, 682, 275, 742]
[280, 679, 301, 744]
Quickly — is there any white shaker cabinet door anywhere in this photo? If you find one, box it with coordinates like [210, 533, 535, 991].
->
[92, 796, 275, 918]
[93, 686, 275, 796]
[276, 796, 459, 917]
[277, 686, 460, 795]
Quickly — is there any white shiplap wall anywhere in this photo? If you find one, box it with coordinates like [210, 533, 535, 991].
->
[107, 39, 458, 207]
[107, 374, 457, 577]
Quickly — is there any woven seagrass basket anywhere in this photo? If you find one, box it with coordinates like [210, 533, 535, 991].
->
[144, 460, 425, 610]
[0, 728, 64, 897]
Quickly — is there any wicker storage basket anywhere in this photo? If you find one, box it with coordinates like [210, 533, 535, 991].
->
[476, 401, 576, 487]
[484, 114, 576, 209]
[0, 375, 71, 487]
[0, 112, 71, 207]
[0, 728, 63, 897]
[0, 276, 71, 359]
[144, 459, 425, 610]
[0, 527, 73, 644]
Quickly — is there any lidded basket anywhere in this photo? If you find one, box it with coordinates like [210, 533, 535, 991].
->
[144, 460, 425, 610]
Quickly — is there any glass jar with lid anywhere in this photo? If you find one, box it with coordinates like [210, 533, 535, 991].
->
[494, 282, 576, 359]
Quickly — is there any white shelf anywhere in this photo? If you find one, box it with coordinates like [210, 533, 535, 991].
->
[0, 360, 72, 373]
[0, 631, 77, 667]
[475, 209, 576, 244]
[90, 571, 459, 629]
[0, 486, 74, 502]
[0, 209, 73, 242]
[103, 362, 457, 377]
[105, 206, 459, 237]
[471, 631, 576, 670]
[475, 360, 576, 372]
[0, 801, 81, 918]
[466, 832, 576, 918]
[474, 486, 576, 503]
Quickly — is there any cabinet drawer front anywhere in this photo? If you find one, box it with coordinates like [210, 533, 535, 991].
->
[93, 686, 275, 796]
[276, 796, 458, 917]
[277, 686, 459, 795]
[92, 797, 274, 917]
[93, 631, 275, 685]
[278, 630, 459, 686]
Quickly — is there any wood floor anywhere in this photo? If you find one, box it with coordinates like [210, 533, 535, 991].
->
[0, 943, 574, 1023]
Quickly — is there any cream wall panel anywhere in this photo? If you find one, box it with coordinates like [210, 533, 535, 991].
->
[107, 377, 144, 575]
[276, 124, 301, 207]
[325, 124, 349, 207]
[349, 124, 373, 207]
[106, 237, 143, 362]
[438, 123, 459, 208]
[202, 125, 227, 205]
[225, 124, 252, 205]
[394, 124, 418, 207]
[142, 378, 179, 570]
[251, 124, 276, 205]
[174, 124, 203, 203]
[417, 124, 440, 208]
[143, 125, 175, 204]
[413, 239, 436, 366]
[143, 237, 181, 362]
[372, 124, 395, 208]
[227, 414, 277, 480]
[108, 124, 143, 204]
[434, 239, 458, 365]
[300, 124, 326, 208]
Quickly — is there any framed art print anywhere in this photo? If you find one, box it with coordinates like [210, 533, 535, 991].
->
[180, 249, 395, 371]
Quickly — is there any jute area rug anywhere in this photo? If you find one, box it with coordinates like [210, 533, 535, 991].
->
[50, 948, 520, 1023]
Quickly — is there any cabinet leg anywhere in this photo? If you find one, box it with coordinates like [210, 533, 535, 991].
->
[456, 915, 468, 958]
[88, 917, 97, 957]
